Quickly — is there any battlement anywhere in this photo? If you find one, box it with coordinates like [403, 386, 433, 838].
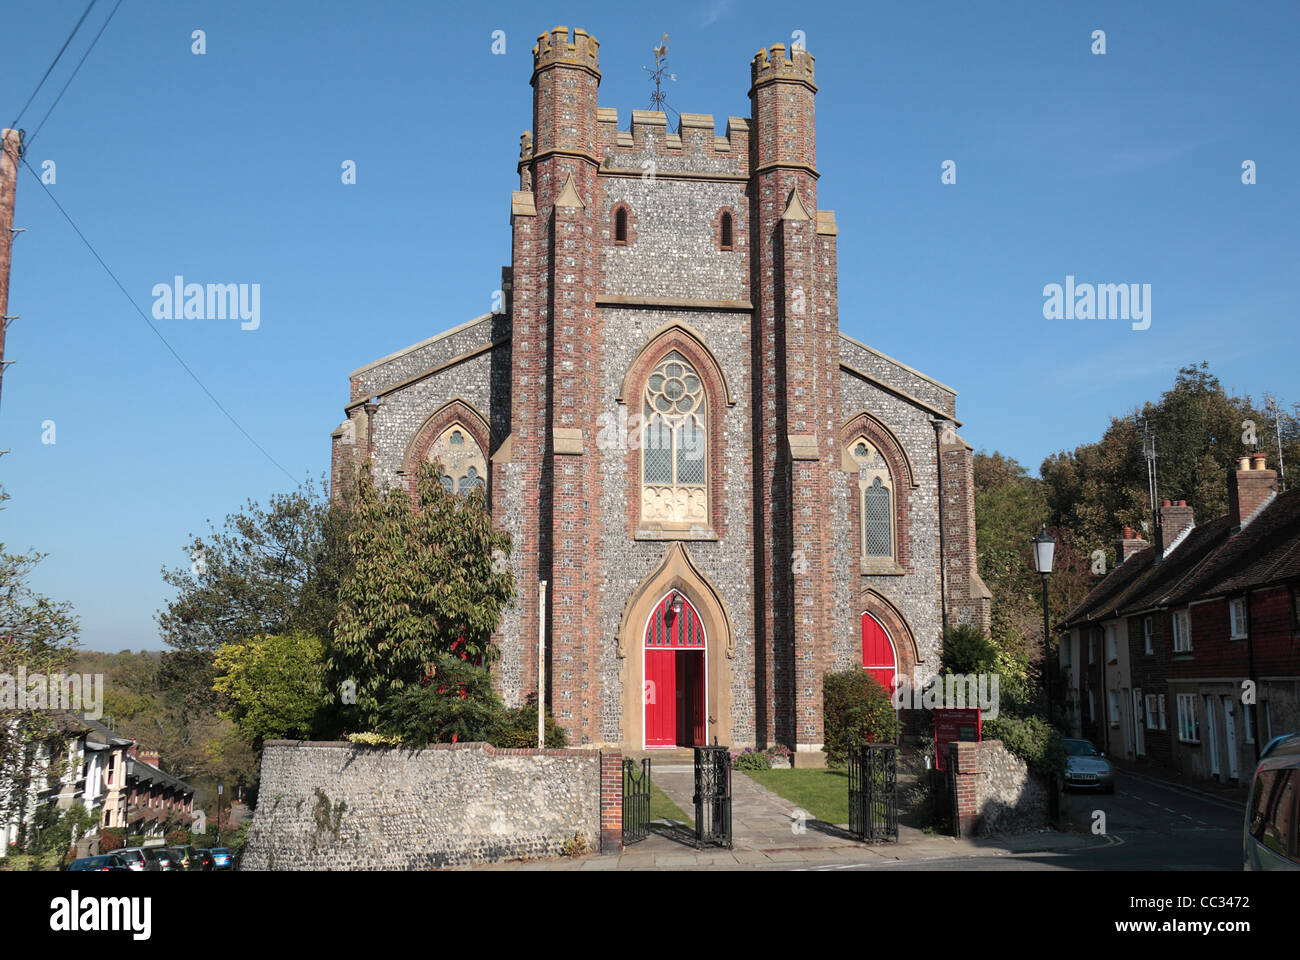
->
[750, 42, 816, 91]
[532, 25, 600, 77]
[596, 108, 750, 170]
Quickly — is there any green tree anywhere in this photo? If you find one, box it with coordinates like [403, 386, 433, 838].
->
[156, 475, 354, 717]
[326, 461, 515, 729]
[212, 632, 325, 747]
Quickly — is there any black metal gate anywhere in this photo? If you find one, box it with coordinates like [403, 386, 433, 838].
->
[848, 743, 898, 842]
[693, 744, 732, 848]
[622, 758, 651, 845]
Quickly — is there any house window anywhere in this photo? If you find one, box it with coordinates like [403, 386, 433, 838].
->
[1245, 702, 1256, 744]
[641, 352, 707, 525]
[428, 425, 487, 496]
[1143, 616, 1153, 654]
[1229, 597, 1248, 639]
[1145, 693, 1161, 730]
[850, 438, 895, 562]
[1108, 689, 1120, 726]
[1088, 632, 1096, 664]
[615, 207, 628, 244]
[1176, 693, 1199, 742]
[1171, 608, 1192, 653]
[1106, 624, 1117, 662]
[720, 212, 733, 250]
[1087, 689, 1095, 723]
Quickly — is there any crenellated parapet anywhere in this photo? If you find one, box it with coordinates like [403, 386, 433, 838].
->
[750, 42, 816, 92]
[595, 109, 750, 177]
[532, 25, 600, 80]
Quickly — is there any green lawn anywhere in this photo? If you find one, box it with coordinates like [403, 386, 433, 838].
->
[741, 767, 851, 825]
[649, 781, 693, 827]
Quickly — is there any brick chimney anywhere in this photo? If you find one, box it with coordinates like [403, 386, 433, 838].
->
[1159, 498, 1195, 556]
[1229, 453, 1278, 529]
[1115, 525, 1147, 564]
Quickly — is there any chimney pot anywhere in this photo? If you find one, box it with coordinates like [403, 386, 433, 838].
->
[1237, 457, 1251, 471]
[1251, 452, 1268, 470]
[1162, 498, 1171, 507]
[1177, 500, 1186, 506]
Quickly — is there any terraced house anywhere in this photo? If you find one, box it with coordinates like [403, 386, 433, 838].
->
[1061, 453, 1300, 785]
[331, 28, 989, 759]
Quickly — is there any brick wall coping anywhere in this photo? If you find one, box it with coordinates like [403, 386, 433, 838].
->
[262, 740, 612, 759]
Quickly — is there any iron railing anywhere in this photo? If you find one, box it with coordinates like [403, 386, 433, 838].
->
[693, 744, 732, 848]
[848, 742, 898, 842]
[622, 758, 651, 845]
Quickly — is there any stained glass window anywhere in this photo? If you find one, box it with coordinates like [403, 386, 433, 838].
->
[641, 352, 707, 524]
[851, 437, 894, 561]
[429, 423, 488, 499]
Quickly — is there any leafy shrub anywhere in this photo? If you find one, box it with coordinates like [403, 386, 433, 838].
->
[823, 669, 900, 766]
[982, 714, 1066, 779]
[165, 828, 189, 846]
[732, 748, 770, 771]
[377, 655, 567, 749]
[99, 828, 125, 852]
[940, 624, 999, 676]
[345, 732, 404, 747]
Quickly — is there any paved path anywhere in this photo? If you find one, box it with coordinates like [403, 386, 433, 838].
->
[452, 765, 1104, 871]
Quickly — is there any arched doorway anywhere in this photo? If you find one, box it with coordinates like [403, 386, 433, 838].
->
[862, 612, 898, 695]
[644, 591, 707, 748]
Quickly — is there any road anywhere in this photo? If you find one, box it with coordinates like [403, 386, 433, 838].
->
[814, 770, 1244, 871]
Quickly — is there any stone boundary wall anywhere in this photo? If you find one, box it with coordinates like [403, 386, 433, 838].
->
[949, 739, 1049, 836]
[241, 741, 622, 871]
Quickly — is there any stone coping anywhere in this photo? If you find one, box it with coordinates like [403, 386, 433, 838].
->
[262, 739, 610, 759]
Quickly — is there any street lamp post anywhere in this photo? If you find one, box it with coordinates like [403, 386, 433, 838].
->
[1030, 525, 1057, 726]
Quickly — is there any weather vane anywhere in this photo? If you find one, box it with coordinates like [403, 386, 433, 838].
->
[643, 34, 677, 115]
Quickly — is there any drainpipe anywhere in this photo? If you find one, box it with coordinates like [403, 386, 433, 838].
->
[538, 580, 548, 749]
[931, 418, 950, 635]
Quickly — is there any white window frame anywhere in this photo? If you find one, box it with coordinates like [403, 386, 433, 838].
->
[1244, 700, 1255, 744]
[1176, 693, 1199, 743]
[1171, 608, 1192, 653]
[1088, 632, 1096, 664]
[1143, 616, 1153, 654]
[1228, 596, 1248, 640]
[1108, 689, 1120, 726]
[1106, 624, 1118, 662]
[1145, 693, 1161, 730]
[1158, 693, 1167, 730]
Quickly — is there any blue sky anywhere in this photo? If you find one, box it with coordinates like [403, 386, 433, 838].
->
[3, 1, 1296, 651]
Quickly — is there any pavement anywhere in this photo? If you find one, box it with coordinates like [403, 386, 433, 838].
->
[454, 763, 1105, 871]
[1108, 756, 1249, 809]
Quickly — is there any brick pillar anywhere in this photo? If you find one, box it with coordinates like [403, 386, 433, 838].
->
[512, 27, 604, 744]
[949, 741, 982, 836]
[599, 750, 623, 854]
[750, 43, 835, 758]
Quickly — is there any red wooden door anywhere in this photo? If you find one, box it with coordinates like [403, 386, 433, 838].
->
[862, 612, 897, 695]
[645, 650, 676, 747]
[644, 593, 706, 748]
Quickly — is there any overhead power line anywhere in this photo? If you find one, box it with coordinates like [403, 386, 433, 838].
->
[9, 0, 99, 131]
[21, 157, 298, 483]
[25, 0, 125, 152]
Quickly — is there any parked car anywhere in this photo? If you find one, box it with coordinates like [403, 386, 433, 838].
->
[1063, 738, 1114, 793]
[1244, 733, 1300, 870]
[117, 847, 161, 872]
[169, 846, 197, 871]
[67, 854, 131, 872]
[191, 848, 214, 872]
[152, 846, 178, 871]
[209, 847, 234, 871]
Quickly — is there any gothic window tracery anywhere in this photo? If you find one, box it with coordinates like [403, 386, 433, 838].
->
[428, 425, 487, 496]
[850, 437, 894, 561]
[641, 351, 707, 525]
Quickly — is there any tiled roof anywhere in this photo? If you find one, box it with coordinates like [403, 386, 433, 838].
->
[1060, 488, 1300, 627]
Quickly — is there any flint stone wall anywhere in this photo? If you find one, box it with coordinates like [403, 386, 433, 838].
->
[951, 739, 1050, 835]
[241, 741, 605, 870]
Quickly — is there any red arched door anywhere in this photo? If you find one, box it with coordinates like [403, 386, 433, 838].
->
[862, 612, 898, 695]
[644, 592, 706, 748]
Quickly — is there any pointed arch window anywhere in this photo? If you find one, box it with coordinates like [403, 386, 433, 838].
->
[428, 425, 487, 496]
[720, 212, 733, 250]
[641, 351, 707, 525]
[851, 437, 895, 564]
[615, 207, 628, 244]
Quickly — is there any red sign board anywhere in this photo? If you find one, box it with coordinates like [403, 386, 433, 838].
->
[933, 707, 982, 771]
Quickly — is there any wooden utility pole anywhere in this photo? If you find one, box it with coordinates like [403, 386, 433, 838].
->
[0, 128, 23, 412]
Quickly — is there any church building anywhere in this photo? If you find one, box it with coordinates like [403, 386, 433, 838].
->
[331, 27, 990, 761]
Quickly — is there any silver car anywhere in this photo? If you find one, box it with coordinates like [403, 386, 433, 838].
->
[1063, 738, 1115, 793]
[1244, 733, 1300, 870]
